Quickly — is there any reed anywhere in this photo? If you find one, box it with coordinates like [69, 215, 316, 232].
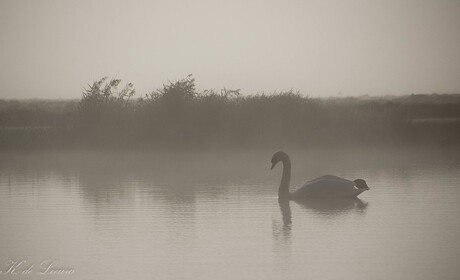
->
[1, 76, 459, 149]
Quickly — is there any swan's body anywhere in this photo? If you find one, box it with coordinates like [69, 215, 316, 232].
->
[271, 151, 369, 199]
[292, 175, 367, 198]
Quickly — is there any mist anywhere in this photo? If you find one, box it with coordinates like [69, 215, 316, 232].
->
[2, 1, 460, 279]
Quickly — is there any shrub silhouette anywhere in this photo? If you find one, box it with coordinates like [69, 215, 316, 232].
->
[76, 77, 136, 146]
[1, 75, 459, 149]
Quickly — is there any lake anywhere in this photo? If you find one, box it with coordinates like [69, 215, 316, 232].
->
[1, 147, 459, 280]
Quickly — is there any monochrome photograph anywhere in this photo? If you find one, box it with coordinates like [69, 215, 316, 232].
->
[1, 1, 460, 279]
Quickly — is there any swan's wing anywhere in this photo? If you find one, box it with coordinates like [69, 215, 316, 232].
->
[302, 175, 353, 187]
[311, 175, 347, 181]
[293, 176, 358, 198]
[352, 188, 368, 197]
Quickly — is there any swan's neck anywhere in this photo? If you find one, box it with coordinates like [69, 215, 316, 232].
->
[278, 157, 291, 199]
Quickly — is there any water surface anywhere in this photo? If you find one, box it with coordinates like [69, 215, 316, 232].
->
[1, 148, 459, 280]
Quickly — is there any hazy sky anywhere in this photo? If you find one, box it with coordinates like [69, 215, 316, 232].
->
[1, 0, 459, 99]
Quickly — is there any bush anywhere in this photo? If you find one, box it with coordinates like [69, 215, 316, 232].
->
[1, 75, 459, 150]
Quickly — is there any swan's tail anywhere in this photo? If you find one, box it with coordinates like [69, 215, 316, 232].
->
[354, 179, 370, 190]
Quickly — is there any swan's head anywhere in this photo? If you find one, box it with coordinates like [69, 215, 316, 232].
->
[271, 151, 288, 170]
[354, 179, 370, 190]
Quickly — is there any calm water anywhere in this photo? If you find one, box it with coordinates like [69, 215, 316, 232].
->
[1, 148, 459, 280]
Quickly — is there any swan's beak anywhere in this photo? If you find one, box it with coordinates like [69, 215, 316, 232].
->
[270, 162, 276, 170]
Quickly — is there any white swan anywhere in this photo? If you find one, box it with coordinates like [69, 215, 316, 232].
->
[271, 151, 369, 199]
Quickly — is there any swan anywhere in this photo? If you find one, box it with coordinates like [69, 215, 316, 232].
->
[270, 151, 369, 199]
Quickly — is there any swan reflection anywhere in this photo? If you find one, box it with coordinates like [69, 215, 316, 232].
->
[296, 197, 368, 216]
[272, 199, 292, 255]
[278, 199, 292, 227]
[279, 197, 368, 226]
[273, 198, 369, 261]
